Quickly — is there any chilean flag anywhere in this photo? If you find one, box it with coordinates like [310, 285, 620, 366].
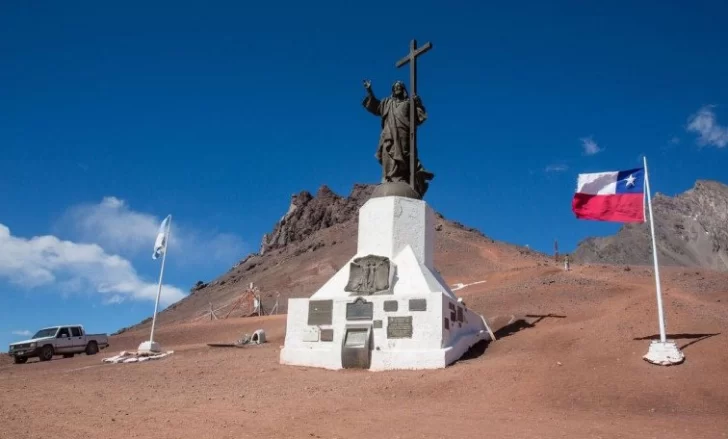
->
[572, 168, 645, 223]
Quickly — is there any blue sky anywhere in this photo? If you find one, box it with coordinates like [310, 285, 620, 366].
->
[2, 1, 727, 349]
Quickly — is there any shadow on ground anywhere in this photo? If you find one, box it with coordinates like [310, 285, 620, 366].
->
[495, 313, 567, 339]
[455, 313, 567, 364]
[633, 333, 720, 350]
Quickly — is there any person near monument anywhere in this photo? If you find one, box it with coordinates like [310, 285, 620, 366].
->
[362, 79, 434, 197]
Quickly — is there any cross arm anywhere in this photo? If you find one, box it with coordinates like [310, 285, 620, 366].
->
[395, 41, 433, 68]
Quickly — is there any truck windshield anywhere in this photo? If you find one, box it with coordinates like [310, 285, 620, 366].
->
[32, 328, 58, 339]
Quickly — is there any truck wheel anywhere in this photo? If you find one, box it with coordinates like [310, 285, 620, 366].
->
[39, 345, 54, 362]
[63, 353, 74, 358]
[13, 356, 27, 364]
[85, 341, 98, 355]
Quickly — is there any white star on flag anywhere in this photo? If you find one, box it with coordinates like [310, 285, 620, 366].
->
[625, 174, 636, 187]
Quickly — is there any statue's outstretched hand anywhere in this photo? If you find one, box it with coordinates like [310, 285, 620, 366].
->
[363, 79, 372, 90]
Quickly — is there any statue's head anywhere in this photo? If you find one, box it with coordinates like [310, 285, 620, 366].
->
[392, 81, 408, 99]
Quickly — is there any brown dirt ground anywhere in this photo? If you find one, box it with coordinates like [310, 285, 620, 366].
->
[2, 264, 727, 439]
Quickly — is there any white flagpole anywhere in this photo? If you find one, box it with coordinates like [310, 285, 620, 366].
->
[149, 215, 171, 345]
[642, 157, 667, 343]
[641, 157, 683, 365]
[643, 168, 647, 226]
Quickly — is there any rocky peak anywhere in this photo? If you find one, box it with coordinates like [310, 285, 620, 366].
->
[349, 183, 377, 205]
[291, 190, 313, 208]
[259, 184, 377, 255]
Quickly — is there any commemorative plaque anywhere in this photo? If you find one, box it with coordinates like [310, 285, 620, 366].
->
[307, 300, 333, 326]
[346, 297, 374, 321]
[344, 254, 393, 295]
[409, 298, 427, 311]
[387, 316, 413, 338]
[383, 300, 398, 312]
[320, 328, 334, 342]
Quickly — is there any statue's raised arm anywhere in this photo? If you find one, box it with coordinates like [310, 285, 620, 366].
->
[362, 79, 381, 116]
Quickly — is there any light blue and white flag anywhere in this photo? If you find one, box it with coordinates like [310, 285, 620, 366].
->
[152, 215, 171, 260]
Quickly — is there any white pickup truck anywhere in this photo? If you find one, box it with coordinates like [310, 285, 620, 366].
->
[7, 325, 109, 364]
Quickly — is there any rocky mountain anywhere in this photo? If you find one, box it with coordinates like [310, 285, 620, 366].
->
[120, 183, 554, 332]
[258, 184, 374, 255]
[573, 180, 728, 272]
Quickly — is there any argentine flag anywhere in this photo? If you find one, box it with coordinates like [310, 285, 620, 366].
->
[152, 215, 171, 260]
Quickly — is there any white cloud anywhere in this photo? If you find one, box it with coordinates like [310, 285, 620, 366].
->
[57, 196, 246, 264]
[687, 105, 728, 148]
[11, 330, 31, 336]
[105, 295, 125, 305]
[0, 224, 185, 306]
[60, 197, 160, 255]
[545, 164, 568, 172]
[580, 136, 603, 155]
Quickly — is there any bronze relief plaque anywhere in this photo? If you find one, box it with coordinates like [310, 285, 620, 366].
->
[345, 254, 393, 295]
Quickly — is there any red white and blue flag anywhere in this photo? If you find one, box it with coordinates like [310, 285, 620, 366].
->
[572, 168, 645, 223]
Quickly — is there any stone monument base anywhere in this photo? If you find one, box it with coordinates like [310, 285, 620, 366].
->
[279, 195, 493, 371]
[643, 340, 685, 366]
[137, 340, 161, 354]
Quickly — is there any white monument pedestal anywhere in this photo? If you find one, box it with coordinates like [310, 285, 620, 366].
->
[280, 195, 493, 371]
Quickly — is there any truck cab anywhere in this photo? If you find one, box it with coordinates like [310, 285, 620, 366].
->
[8, 325, 109, 364]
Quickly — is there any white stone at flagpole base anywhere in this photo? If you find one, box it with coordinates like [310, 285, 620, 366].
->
[643, 340, 685, 366]
[280, 194, 494, 371]
[137, 340, 162, 354]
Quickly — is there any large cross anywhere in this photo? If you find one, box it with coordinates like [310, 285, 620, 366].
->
[395, 39, 432, 191]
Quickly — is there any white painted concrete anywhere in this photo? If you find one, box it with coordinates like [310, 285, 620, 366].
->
[279, 196, 491, 371]
[137, 340, 161, 354]
[643, 340, 685, 366]
[357, 196, 435, 269]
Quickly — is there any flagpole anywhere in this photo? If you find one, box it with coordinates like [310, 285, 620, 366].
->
[149, 215, 171, 345]
[641, 157, 682, 365]
[642, 157, 667, 342]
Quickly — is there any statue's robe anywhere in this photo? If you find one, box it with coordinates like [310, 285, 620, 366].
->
[362, 94, 434, 197]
